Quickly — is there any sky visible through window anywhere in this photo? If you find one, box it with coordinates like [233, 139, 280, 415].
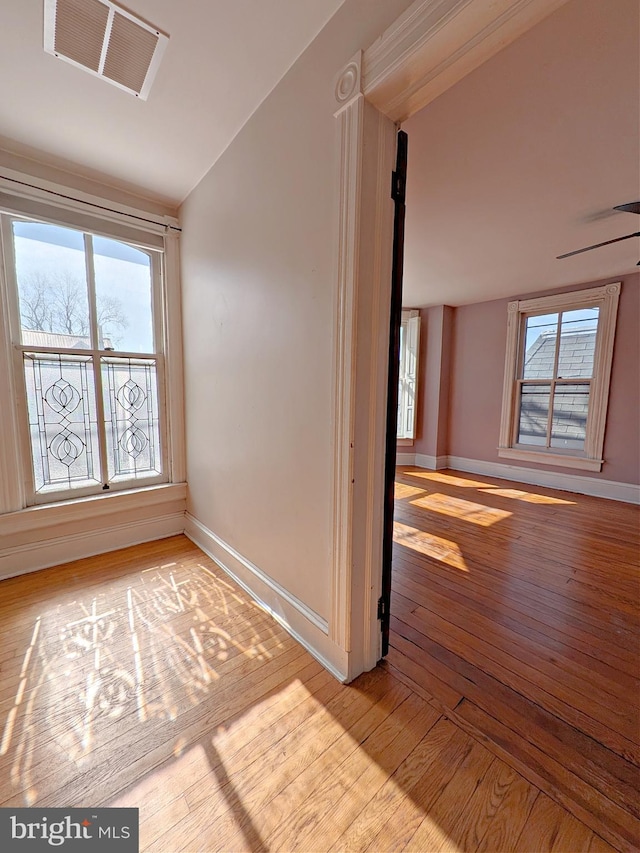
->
[13, 220, 154, 353]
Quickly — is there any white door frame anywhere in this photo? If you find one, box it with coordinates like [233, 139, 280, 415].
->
[330, 0, 571, 680]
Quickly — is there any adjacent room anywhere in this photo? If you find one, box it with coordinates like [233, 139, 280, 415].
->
[387, 1, 639, 849]
[0, 0, 637, 851]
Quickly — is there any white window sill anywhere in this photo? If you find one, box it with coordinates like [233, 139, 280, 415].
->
[498, 447, 603, 472]
[0, 482, 187, 538]
[397, 438, 414, 446]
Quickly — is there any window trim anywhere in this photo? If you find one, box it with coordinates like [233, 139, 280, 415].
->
[0, 190, 184, 512]
[498, 283, 621, 472]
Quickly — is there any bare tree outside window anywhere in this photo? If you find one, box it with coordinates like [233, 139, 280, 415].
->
[5, 215, 164, 499]
[19, 270, 128, 347]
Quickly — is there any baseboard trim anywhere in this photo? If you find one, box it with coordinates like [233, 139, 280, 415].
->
[444, 456, 640, 504]
[396, 452, 416, 466]
[184, 513, 349, 682]
[415, 453, 448, 470]
[0, 512, 186, 580]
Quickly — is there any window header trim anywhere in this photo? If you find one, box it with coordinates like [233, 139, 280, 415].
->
[0, 193, 165, 251]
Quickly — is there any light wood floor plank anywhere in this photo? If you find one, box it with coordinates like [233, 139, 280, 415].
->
[392, 466, 640, 853]
[0, 532, 631, 852]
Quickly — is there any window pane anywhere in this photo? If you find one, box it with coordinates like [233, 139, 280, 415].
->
[557, 307, 599, 379]
[93, 236, 153, 353]
[522, 313, 558, 379]
[550, 384, 589, 451]
[102, 357, 161, 481]
[518, 384, 550, 446]
[23, 353, 101, 492]
[13, 221, 91, 348]
[397, 323, 405, 435]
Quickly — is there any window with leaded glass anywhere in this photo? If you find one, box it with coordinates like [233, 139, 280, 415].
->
[1, 214, 167, 502]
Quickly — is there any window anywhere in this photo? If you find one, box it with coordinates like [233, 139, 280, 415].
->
[0, 212, 167, 503]
[397, 309, 420, 440]
[498, 283, 620, 471]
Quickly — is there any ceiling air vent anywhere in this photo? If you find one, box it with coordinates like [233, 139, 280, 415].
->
[44, 0, 169, 100]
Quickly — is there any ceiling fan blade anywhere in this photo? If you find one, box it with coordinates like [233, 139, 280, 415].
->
[614, 201, 640, 215]
[557, 231, 640, 259]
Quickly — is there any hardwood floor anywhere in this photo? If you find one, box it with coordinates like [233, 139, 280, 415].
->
[0, 535, 626, 851]
[389, 467, 640, 853]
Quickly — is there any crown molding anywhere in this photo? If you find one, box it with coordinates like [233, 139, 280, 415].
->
[363, 0, 572, 121]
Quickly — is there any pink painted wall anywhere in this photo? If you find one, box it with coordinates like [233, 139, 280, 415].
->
[447, 273, 640, 484]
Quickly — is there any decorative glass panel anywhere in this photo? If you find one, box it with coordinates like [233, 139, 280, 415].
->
[522, 313, 558, 380]
[550, 384, 590, 450]
[13, 221, 91, 348]
[23, 353, 101, 492]
[518, 384, 550, 446]
[102, 357, 161, 481]
[93, 236, 154, 353]
[557, 308, 599, 379]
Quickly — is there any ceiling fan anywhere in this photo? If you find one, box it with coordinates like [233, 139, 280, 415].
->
[557, 201, 640, 265]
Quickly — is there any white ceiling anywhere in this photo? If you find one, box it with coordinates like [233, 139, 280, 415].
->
[0, 0, 346, 205]
[402, 0, 640, 307]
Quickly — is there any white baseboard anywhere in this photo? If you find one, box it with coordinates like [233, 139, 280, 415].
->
[415, 454, 448, 470]
[444, 455, 640, 504]
[0, 512, 186, 580]
[184, 513, 349, 682]
[396, 453, 448, 470]
[396, 453, 416, 465]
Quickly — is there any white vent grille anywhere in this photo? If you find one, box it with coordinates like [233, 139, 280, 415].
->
[44, 0, 168, 100]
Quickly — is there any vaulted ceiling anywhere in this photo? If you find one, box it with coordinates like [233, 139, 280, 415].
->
[0, 0, 346, 205]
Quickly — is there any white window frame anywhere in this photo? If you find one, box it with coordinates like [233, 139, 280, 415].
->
[397, 309, 420, 441]
[498, 283, 621, 472]
[0, 185, 185, 512]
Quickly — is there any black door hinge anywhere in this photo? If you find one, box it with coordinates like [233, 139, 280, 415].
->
[377, 596, 387, 620]
[391, 170, 406, 203]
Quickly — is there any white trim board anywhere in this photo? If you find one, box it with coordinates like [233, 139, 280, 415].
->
[396, 452, 416, 466]
[0, 511, 185, 581]
[0, 483, 186, 538]
[0, 165, 179, 234]
[184, 514, 349, 683]
[408, 454, 639, 503]
[415, 454, 448, 470]
[396, 454, 448, 469]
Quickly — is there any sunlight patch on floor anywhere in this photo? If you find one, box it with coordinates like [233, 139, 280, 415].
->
[0, 561, 287, 806]
[479, 487, 575, 505]
[395, 482, 425, 500]
[404, 471, 493, 489]
[410, 493, 512, 526]
[393, 521, 468, 571]
[114, 681, 447, 852]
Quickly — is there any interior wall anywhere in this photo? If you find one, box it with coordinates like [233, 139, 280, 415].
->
[179, 0, 414, 623]
[399, 0, 639, 308]
[446, 274, 639, 485]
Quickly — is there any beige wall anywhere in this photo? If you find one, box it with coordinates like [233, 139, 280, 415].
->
[180, 0, 414, 621]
